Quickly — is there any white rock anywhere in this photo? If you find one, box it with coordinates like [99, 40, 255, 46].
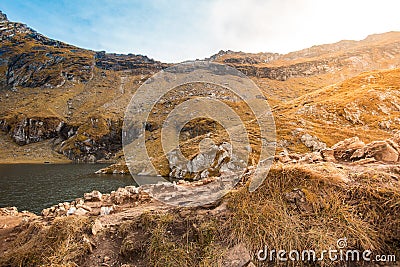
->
[100, 206, 113, 216]
[74, 208, 89, 216]
[67, 207, 77, 216]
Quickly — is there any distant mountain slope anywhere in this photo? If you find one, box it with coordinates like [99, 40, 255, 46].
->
[0, 10, 399, 163]
[213, 32, 400, 105]
[0, 11, 166, 90]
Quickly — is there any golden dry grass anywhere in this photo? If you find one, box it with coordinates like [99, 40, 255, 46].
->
[274, 68, 400, 152]
[226, 164, 400, 266]
[0, 216, 92, 267]
[114, 164, 400, 266]
[118, 211, 228, 267]
[1, 164, 399, 266]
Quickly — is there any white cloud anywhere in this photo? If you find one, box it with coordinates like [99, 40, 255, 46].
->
[201, 0, 400, 56]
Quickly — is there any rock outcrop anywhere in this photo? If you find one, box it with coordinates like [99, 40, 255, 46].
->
[95, 162, 129, 174]
[0, 11, 94, 89]
[0, 206, 18, 216]
[0, 115, 122, 162]
[95, 52, 168, 74]
[167, 142, 247, 180]
[300, 133, 327, 152]
[0, 116, 63, 145]
[276, 134, 400, 165]
[234, 58, 342, 81]
[41, 186, 149, 218]
[56, 117, 122, 162]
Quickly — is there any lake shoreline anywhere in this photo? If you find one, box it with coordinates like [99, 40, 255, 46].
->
[0, 164, 135, 214]
[0, 159, 72, 164]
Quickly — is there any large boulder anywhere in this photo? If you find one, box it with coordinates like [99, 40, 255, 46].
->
[351, 140, 399, 163]
[332, 137, 365, 161]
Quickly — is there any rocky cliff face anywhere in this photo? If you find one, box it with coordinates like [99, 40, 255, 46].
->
[0, 116, 63, 145]
[95, 51, 168, 73]
[214, 33, 400, 81]
[234, 58, 342, 81]
[0, 11, 166, 162]
[0, 12, 94, 89]
[56, 117, 123, 162]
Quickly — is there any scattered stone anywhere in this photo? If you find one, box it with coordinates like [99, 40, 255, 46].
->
[92, 219, 102, 235]
[110, 187, 138, 204]
[81, 205, 92, 212]
[299, 152, 323, 163]
[321, 148, 336, 162]
[138, 191, 151, 201]
[343, 103, 363, 124]
[0, 207, 18, 216]
[41, 208, 50, 217]
[221, 243, 251, 267]
[74, 208, 89, 216]
[75, 198, 84, 205]
[379, 120, 391, 130]
[301, 133, 327, 152]
[67, 207, 77, 216]
[84, 190, 103, 202]
[100, 206, 114, 216]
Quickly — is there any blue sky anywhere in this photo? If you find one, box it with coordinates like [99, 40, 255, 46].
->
[1, 0, 400, 62]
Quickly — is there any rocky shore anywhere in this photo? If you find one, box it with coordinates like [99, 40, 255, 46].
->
[0, 135, 399, 266]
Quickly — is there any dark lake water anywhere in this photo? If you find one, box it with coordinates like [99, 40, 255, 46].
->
[0, 164, 136, 214]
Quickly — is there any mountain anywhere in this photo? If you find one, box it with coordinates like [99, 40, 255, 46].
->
[1, 10, 400, 164]
[0, 11, 167, 162]
[1, 11, 400, 267]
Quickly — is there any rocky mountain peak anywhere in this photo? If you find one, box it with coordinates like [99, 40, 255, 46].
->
[0, 11, 8, 22]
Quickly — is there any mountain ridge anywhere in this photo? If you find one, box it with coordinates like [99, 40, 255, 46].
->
[0, 10, 400, 164]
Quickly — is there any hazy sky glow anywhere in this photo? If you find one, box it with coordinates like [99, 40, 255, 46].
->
[1, 0, 400, 62]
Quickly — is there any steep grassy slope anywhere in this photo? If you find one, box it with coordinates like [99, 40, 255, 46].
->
[275, 68, 400, 152]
